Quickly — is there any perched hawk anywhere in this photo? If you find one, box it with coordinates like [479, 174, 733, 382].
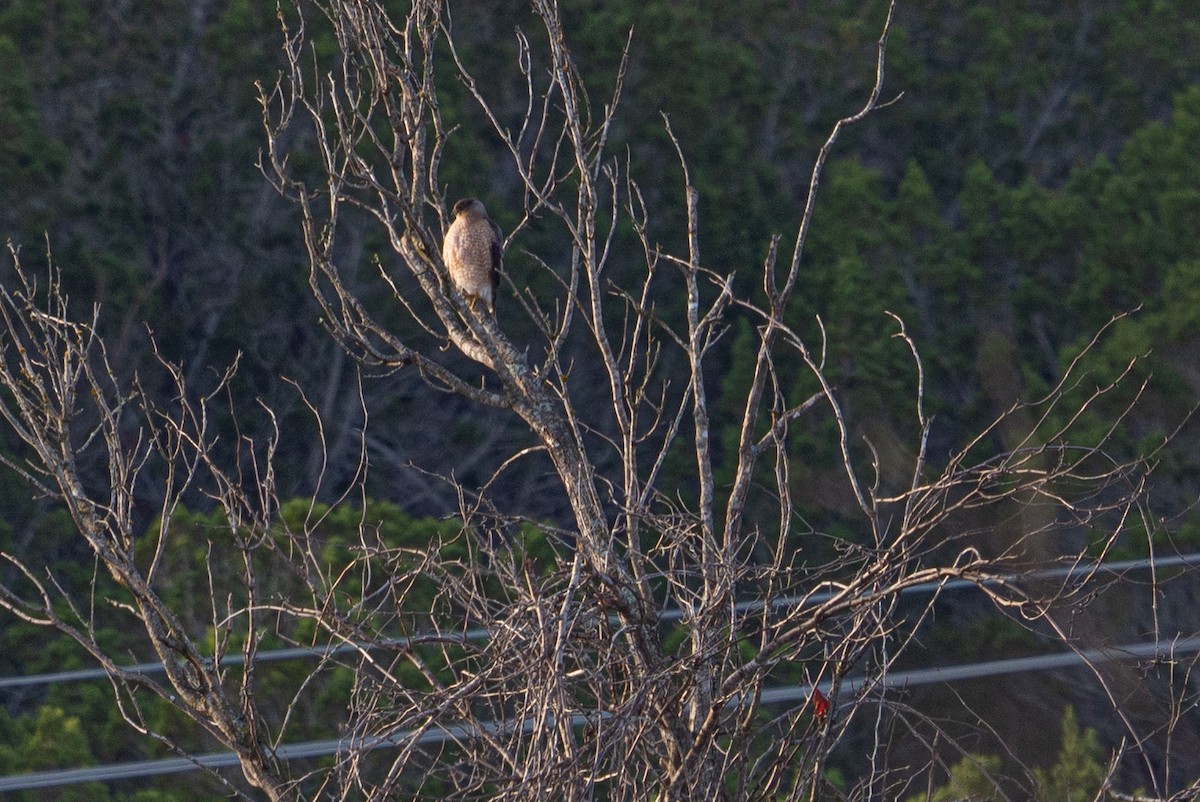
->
[442, 198, 501, 314]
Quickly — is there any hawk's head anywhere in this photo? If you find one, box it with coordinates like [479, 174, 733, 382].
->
[451, 198, 488, 220]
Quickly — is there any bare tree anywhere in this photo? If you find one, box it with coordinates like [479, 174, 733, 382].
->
[0, 244, 296, 800]
[0, 1, 1189, 801]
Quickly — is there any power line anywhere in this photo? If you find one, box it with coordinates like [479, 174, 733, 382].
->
[1, 553, 1196, 692]
[0, 631, 493, 691]
[3, 634, 1197, 791]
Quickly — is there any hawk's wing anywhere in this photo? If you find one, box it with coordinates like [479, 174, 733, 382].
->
[489, 221, 503, 303]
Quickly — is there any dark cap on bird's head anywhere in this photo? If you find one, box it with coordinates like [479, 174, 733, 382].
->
[451, 198, 488, 219]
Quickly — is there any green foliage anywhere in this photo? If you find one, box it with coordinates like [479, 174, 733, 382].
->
[913, 707, 1106, 802]
[0, 498, 506, 796]
[564, 0, 795, 266]
[0, 706, 112, 802]
[0, 703, 201, 799]
[127, 791, 192, 802]
[1071, 86, 1200, 324]
[275, 497, 470, 611]
[205, 0, 289, 92]
[0, 0, 1195, 532]
[1038, 88, 1200, 462]
[907, 752, 1003, 802]
[1034, 706, 1107, 802]
[24, 706, 96, 770]
[0, 1, 1198, 797]
[927, 615, 1034, 664]
[0, 34, 65, 231]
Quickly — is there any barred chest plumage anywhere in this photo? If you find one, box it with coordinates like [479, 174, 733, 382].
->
[443, 198, 501, 314]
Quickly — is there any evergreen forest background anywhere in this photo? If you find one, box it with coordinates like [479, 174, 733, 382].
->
[1, 0, 1199, 799]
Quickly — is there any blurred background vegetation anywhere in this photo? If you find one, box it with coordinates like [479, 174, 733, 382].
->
[0, 0, 1198, 797]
